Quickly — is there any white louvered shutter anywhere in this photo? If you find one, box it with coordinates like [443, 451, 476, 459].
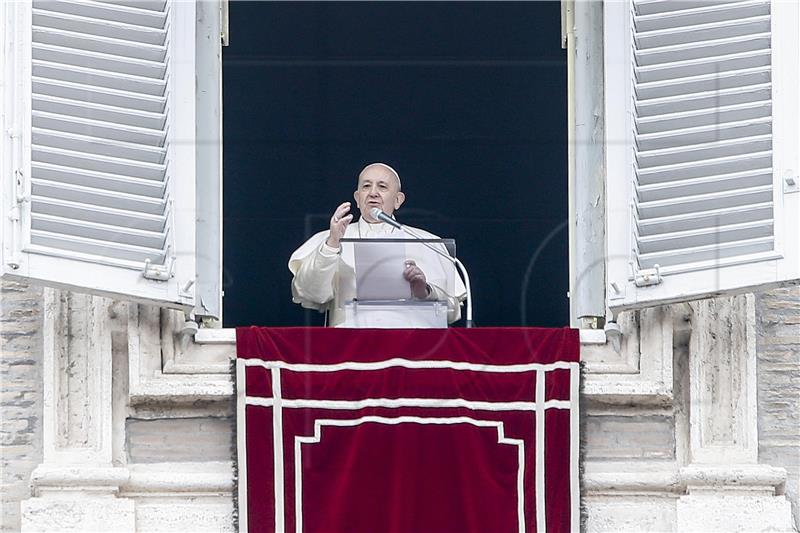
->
[1, 0, 197, 308]
[604, 0, 799, 310]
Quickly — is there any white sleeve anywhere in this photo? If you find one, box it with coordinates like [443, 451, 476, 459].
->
[290, 242, 341, 308]
[427, 282, 463, 324]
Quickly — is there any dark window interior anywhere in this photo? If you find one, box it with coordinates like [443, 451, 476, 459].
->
[222, 1, 568, 327]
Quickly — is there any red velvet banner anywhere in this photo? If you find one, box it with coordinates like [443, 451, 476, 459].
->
[237, 327, 580, 533]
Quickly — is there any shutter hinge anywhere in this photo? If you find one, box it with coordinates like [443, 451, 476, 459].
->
[143, 256, 175, 281]
[630, 261, 662, 287]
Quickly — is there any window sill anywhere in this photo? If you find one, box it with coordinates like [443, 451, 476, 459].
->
[193, 327, 608, 345]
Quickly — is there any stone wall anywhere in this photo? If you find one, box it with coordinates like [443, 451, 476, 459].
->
[0, 281, 43, 532]
[1, 281, 798, 532]
[757, 286, 800, 530]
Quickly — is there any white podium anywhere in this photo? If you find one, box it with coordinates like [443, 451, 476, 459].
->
[342, 300, 448, 328]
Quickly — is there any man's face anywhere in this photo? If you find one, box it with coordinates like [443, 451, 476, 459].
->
[353, 167, 405, 222]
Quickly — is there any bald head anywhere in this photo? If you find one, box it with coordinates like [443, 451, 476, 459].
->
[353, 162, 406, 222]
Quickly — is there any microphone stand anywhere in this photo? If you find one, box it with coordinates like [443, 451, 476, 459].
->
[403, 225, 474, 328]
[371, 209, 474, 327]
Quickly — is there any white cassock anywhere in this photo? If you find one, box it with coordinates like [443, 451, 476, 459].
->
[289, 217, 467, 327]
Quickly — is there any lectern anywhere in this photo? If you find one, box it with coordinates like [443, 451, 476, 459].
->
[337, 237, 457, 328]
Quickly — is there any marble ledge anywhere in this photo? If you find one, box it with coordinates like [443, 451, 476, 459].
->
[194, 327, 606, 345]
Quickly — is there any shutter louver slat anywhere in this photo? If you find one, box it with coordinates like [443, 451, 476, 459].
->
[636, 33, 771, 66]
[635, 66, 771, 100]
[634, 15, 770, 49]
[638, 236, 774, 268]
[637, 168, 772, 202]
[31, 196, 166, 233]
[33, 110, 166, 146]
[634, 0, 769, 31]
[32, 60, 167, 95]
[635, 0, 747, 17]
[33, 43, 167, 79]
[638, 219, 772, 254]
[29, 0, 171, 268]
[636, 134, 771, 167]
[636, 117, 771, 151]
[31, 213, 166, 250]
[636, 150, 772, 184]
[32, 146, 166, 180]
[92, 0, 167, 12]
[637, 184, 773, 218]
[33, 27, 166, 61]
[36, 0, 167, 28]
[32, 8, 167, 45]
[637, 202, 773, 235]
[32, 162, 166, 198]
[33, 78, 167, 113]
[30, 230, 167, 263]
[636, 84, 771, 116]
[33, 94, 167, 130]
[32, 128, 166, 163]
[635, 49, 770, 83]
[31, 178, 167, 214]
[630, 0, 775, 274]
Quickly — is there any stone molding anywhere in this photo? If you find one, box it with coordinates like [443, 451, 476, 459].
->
[22, 289, 135, 532]
[41, 290, 114, 465]
[687, 294, 758, 465]
[582, 306, 674, 404]
[121, 462, 234, 496]
[127, 304, 234, 404]
[584, 461, 788, 497]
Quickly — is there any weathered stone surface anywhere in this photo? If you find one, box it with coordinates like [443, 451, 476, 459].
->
[584, 414, 675, 460]
[756, 286, 800, 530]
[21, 497, 134, 532]
[677, 493, 795, 532]
[134, 502, 234, 533]
[0, 281, 43, 533]
[126, 417, 234, 463]
[584, 496, 677, 532]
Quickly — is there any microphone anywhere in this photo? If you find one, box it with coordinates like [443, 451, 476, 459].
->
[369, 208, 474, 327]
[370, 207, 402, 229]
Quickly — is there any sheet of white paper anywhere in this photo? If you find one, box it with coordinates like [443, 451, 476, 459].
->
[353, 236, 411, 301]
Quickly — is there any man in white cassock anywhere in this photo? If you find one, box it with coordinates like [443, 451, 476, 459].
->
[289, 163, 467, 327]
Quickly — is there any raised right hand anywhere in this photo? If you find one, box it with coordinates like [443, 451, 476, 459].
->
[326, 202, 353, 248]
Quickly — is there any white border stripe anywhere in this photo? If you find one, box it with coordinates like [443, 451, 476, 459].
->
[569, 364, 580, 532]
[535, 369, 547, 533]
[294, 416, 526, 533]
[271, 367, 285, 533]
[236, 359, 249, 533]
[242, 357, 574, 373]
[246, 397, 572, 411]
[294, 436, 303, 533]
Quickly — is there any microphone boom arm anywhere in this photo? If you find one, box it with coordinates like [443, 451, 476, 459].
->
[397, 222, 475, 328]
[370, 207, 473, 327]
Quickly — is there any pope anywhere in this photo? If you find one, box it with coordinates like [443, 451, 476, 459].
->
[288, 162, 466, 326]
